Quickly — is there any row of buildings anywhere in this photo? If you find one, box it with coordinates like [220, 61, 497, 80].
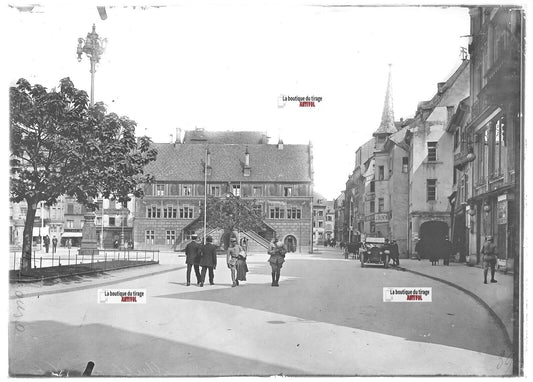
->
[335, 6, 522, 270]
[10, 129, 322, 253]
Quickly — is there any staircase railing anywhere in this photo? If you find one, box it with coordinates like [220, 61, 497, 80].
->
[244, 230, 271, 250]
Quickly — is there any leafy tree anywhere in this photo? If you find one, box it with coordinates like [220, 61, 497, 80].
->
[199, 194, 265, 234]
[10, 78, 157, 271]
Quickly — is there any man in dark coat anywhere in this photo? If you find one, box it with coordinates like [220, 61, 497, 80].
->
[390, 240, 400, 266]
[43, 235, 50, 253]
[442, 238, 453, 266]
[185, 234, 202, 286]
[199, 235, 217, 287]
[52, 236, 58, 254]
[481, 235, 498, 284]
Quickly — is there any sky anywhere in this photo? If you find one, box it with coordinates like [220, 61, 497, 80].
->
[4, 2, 472, 200]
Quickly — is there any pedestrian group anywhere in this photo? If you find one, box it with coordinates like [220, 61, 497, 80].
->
[184, 234, 287, 288]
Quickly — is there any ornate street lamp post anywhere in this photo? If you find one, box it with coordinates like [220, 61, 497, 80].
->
[77, 24, 107, 106]
[77, 24, 107, 256]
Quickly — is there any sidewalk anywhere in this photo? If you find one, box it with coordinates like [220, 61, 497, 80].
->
[398, 259, 515, 346]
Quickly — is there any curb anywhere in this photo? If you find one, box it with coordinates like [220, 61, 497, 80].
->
[10, 265, 185, 300]
[397, 265, 513, 352]
[10, 261, 159, 284]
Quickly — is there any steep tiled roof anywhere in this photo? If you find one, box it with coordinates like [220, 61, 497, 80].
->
[387, 127, 410, 151]
[416, 60, 470, 117]
[183, 129, 268, 144]
[145, 143, 311, 182]
[313, 191, 327, 204]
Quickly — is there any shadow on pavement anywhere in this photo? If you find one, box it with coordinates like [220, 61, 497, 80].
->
[157, 256, 512, 358]
[9, 320, 306, 377]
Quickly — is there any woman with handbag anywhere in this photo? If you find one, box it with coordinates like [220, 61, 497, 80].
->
[227, 237, 242, 287]
[236, 246, 249, 284]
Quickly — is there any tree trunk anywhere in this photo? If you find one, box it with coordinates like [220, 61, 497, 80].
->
[21, 200, 37, 272]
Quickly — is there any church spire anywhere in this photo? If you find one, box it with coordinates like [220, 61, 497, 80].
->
[374, 64, 397, 135]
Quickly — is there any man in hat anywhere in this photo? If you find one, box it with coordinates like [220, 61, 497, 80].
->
[481, 235, 498, 284]
[390, 240, 400, 266]
[185, 234, 202, 286]
[227, 237, 242, 287]
[199, 235, 217, 286]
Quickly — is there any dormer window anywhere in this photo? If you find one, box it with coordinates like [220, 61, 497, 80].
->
[244, 147, 251, 176]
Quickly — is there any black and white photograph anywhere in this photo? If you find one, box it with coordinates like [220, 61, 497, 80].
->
[5, 0, 528, 377]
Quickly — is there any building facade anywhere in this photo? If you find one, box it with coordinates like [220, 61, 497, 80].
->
[351, 66, 410, 256]
[325, 200, 335, 243]
[457, 7, 522, 269]
[406, 60, 470, 256]
[333, 191, 345, 243]
[133, 131, 314, 253]
[312, 193, 334, 245]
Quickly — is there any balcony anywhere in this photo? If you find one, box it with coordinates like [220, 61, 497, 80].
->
[479, 52, 520, 105]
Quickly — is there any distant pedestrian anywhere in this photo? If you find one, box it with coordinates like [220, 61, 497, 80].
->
[414, 239, 422, 261]
[185, 234, 202, 286]
[390, 240, 400, 266]
[481, 235, 498, 284]
[199, 235, 217, 286]
[442, 238, 453, 266]
[113, 239, 119, 249]
[227, 237, 242, 287]
[426, 239, 439, 265]
[52, 236, 58, 254]
[67, 239, 72, 250]
[268, 240, 286, 287]
[347, 242, 358, 259]
[236, 247, 248, 284]
[43, 235, 50, 253]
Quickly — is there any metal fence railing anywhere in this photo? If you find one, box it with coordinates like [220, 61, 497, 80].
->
[10, 248, 160, 271]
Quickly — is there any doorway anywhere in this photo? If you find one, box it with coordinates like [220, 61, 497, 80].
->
[284, 235, 297, 253]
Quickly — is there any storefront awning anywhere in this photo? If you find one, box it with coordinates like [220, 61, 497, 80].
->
[61, 232, 83, 238]
[32, 227, 49, 237]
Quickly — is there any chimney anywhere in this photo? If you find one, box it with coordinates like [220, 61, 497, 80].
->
[437, 82, 446, 94]
[278, 139, 284, 150]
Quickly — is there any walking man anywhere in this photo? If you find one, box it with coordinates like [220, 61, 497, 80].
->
[185, 234, 202, 286]
[390, 240, 400, 266]
[43, 235, 50, 253]
[442, 237, 453, 266]
[481, 235, 498, 284]
[227, 237, 242, 287]
[199, 235, 217, 286]
[52, 236, 58, 254]
[268, 240, 286, 287]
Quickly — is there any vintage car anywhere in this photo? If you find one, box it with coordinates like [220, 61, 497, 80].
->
[359, 237, 389, 268]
